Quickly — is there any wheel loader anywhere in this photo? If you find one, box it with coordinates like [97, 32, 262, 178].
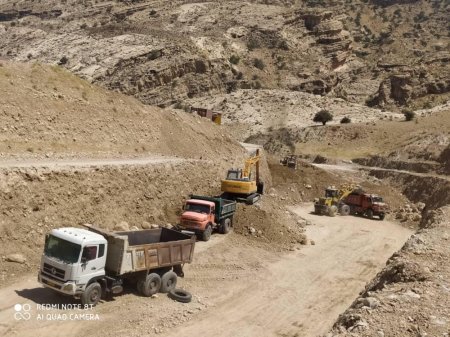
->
[221, 149, 264, 205]
[314, 184, 361, 217]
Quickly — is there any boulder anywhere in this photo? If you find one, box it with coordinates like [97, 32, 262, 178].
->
[6, 253, 27, 264]
[356, 296, 380, 309]
[142, 221, 152, 229]
[114, 221, 129, 231]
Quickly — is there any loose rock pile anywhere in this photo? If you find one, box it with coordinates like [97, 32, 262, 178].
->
[394, 202, 425, 223]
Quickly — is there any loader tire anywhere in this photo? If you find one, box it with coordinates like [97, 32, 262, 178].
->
[160, 271, 177, 293]
[328, 205, 337, 217]
[340, 204, 350, 216]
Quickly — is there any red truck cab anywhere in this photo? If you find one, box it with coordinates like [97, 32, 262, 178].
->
[180, 199, 216, 233]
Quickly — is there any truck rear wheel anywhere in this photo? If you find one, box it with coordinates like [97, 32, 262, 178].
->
[202, 225, 212, 241]
[339, 204, 350, 216]
[81, 282, 102, 307]
[160, 271, 177, 293]
[140, 273, 161, 297]
[220, 218, 231, 234]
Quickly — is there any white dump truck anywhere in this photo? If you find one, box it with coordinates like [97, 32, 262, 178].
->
[38, 225, 196, 306]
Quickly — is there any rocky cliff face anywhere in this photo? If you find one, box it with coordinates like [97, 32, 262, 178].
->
[368, 66, 450, 107]
[0, 0, 447, 110]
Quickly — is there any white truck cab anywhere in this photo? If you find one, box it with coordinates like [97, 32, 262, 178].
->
[38, 227, 107, 296]
[38, 225, 196, 306]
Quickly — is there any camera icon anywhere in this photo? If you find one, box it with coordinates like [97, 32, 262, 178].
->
[14, 303, 32, 321]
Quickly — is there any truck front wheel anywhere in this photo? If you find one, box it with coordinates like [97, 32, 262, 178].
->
[202, 225, 212, 241]
[366, 209, 374, 219]
[81, 282, 102, 307]
[379, 213, 385, 221]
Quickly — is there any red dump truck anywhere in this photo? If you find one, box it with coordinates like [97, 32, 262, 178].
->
[343, 192, 388, 220]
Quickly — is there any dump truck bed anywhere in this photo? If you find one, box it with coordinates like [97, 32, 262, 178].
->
[85, 225, 195, 275]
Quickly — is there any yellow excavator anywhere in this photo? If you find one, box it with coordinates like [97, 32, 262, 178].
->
[314, 184, 361, 216]
[221, 149, 264, 205]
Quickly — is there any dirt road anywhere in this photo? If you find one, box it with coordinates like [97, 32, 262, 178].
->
[0, 204, 411, 337]
[0, 156, 186, 170]
[159, 205, 412, 337]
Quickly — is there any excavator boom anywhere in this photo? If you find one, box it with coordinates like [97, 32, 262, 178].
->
[242, 150, 261, 179]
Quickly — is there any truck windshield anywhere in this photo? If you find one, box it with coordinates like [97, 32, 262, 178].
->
[185, 203, 211, 214]
[44, 235, 81, 264]
[372, 197, 383, 203]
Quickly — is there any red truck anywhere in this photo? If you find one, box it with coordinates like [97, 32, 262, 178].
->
[343, 192, 388, 220]
[178, 195, 237, 241]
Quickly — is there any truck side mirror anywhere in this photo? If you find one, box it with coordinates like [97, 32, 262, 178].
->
[81, 257, 87, 264]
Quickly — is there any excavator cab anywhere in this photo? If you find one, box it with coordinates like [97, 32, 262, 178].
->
[221, 149, 263, 205]
[225, 169, 250, 181]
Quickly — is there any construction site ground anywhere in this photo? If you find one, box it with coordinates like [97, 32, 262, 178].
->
[0, 204, 411, 337]
[0, 59, 449, 337]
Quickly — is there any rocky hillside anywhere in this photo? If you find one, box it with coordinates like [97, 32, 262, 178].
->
[0, 0, 447, 110]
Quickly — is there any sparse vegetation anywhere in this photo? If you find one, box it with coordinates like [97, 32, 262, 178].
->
[340, 117, 351, 124]
[247, 38, 260, 51]
[147, 50, 162, 60]
[229, 55, 240, 65]
[253, 58, 265, 70]
[414, 11, 428, 23]
[58, 56, 69, 65]
[403, 110, 416, 121]
[355, 12, 361, 26]
[313, 110, 333, 126]
[253, 81, 262, 89]
[277, 40, 289, 50]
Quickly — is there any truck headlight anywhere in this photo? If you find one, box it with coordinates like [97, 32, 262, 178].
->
[62, 283, 75, 292]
